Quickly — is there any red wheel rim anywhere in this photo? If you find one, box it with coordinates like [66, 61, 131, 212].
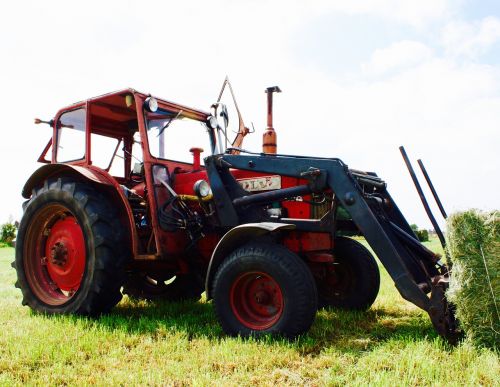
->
[229, 272, 284, 330]
[23, 204, 86, 305]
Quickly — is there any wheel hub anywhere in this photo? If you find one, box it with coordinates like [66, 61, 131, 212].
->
[50, 242, 68, 267]
[230, 272, 284, 330]
[23, 204, 88, 306]
[44, 216, 86, 292]
[254, 290, 270, 304]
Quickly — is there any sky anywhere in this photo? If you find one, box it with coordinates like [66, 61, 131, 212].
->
[0, 0, 499, 230]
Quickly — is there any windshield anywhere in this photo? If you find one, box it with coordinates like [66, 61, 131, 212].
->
[146, 111, 213, 163]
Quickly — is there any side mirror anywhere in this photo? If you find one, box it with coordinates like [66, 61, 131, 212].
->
[219, 104, 229, 129]
[211, 103, 229, 131]
[210, 103, 230, 154]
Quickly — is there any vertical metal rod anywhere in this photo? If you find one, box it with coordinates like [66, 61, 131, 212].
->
[265, 86, 281, 129]
[417, 159, 448, 219]
[263, 86, 281, 154]
[159, 130, 164, 159]
[399, 146, 447, 250]
[267, 89, 274, 128]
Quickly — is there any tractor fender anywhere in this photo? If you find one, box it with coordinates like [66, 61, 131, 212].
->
[22, 163, 138, 255]
[22, 164, 114, 198]
[204, 222, 296, 299]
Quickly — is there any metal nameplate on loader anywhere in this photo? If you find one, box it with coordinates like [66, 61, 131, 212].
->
[237, 175, 281, 192]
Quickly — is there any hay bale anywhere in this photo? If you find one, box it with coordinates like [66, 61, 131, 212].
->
[446, 210, 499, 349]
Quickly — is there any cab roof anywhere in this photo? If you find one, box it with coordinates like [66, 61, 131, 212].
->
[57, 88, 210, 119]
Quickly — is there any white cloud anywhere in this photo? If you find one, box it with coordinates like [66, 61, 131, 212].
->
[361, 40, 433, 75]
[441, 16, 500, 58]
[316, 0, 452, 27]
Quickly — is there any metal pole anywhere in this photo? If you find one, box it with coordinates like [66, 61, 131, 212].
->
[417, 159, 448, 219]
[399, 146, 447, 250]
[263, 86, 281, 154]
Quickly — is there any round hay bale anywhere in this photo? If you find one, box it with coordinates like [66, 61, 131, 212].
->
[446, 210, 499, 349]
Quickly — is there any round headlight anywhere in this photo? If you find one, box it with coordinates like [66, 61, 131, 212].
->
[193, 180, 212, 198]
[144, 97, 158, 112]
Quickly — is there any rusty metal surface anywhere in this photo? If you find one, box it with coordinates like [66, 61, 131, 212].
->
[263, 86, 281, 154]
[428, 280, 462, 344]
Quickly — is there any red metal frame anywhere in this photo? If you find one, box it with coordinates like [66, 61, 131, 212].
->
[51, 102, 86, 164]
[37, 139, 52, 164]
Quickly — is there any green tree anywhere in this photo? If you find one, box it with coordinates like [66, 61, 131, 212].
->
[416, 229, 429, 242]
[0, 222, 17, 244]
[410, 224, 429, 242]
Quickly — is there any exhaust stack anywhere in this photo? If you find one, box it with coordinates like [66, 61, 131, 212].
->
[263, 86, 281, 153]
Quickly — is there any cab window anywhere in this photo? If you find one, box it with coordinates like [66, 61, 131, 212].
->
[146, 112, 211, 164]
[56, 108, 86, 162]
[90, 133, 120, 169]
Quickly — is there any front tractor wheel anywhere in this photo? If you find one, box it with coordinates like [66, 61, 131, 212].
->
[212, 243, 317, 338]
[13, 179, 128, 315]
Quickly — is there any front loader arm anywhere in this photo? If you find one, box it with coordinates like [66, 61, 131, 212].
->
[205, 153, 459, 343]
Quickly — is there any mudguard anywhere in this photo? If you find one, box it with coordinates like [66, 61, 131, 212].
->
[204, 222, 295, 299]
[21, 163, 138, 255]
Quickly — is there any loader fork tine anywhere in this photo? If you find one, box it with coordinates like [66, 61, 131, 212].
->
[417, 159, 448, 219]
[399, 146, 447, 251]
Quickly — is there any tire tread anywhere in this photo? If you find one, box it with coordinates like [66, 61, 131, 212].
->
[14, 177, 129, 316]
[212, 242, 317, 338]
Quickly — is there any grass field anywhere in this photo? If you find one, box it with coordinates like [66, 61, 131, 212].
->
[1, 240, 498, 386]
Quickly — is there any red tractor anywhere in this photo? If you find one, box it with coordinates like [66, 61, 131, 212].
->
[13, 82, 459, 342]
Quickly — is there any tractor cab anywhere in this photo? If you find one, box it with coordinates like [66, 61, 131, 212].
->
[34, 89, 242, 261]
[38, 90, 215, 180]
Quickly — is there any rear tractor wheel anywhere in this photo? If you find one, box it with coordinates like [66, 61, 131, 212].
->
[13, 178, 128, 315]
[212, 242, 317, 338]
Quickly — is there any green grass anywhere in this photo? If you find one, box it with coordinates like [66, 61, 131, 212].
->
[1, 240, 498, 386]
